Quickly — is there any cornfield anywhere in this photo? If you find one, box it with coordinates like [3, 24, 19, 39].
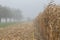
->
[0, 3, 60, 40]
[0, 22, 34, 40]
[34, 4, 60, 40]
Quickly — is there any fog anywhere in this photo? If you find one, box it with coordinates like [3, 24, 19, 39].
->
[0, 0, 60, 19]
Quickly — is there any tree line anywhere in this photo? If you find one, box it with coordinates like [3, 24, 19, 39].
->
[0, 5, 23, 22]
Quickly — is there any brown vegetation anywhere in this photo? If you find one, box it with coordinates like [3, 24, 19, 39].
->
[0, 22, 34, 40]
[0, 4, 60, 40]
[34, 4, 60, 40]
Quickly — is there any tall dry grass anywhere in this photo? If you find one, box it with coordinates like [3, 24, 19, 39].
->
[34, 4, 60, 40]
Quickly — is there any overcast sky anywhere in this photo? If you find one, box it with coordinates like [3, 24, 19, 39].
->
[0, 0, 60, 19]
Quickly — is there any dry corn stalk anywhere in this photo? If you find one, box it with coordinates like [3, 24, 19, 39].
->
[34, 4, 60, 40]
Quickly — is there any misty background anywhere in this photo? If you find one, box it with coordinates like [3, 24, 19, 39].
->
[0, 0, 60, 23]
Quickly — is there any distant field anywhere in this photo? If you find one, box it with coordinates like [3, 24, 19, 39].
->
[0, 22, 17, 28]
